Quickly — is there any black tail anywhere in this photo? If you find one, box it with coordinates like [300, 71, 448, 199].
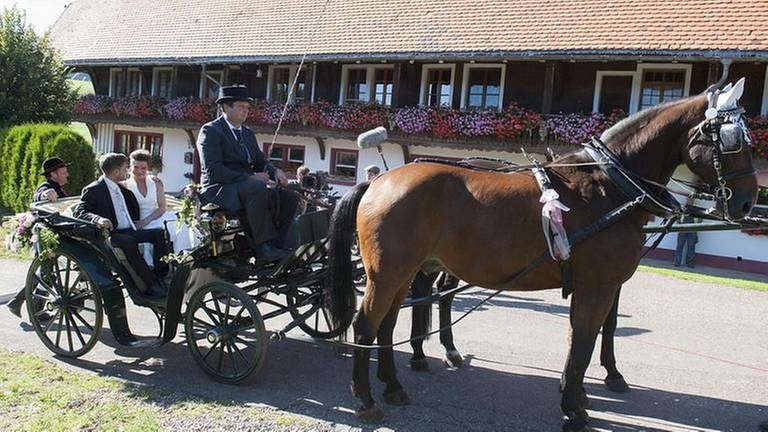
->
[326, 181, 370, 334]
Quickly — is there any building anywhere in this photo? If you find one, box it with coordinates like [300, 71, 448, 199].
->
[50, 0, 768, 273]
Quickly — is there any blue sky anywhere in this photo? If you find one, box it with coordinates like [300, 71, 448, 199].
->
[1, 0, 71, 35]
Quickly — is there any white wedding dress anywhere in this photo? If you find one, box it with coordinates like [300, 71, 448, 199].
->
[125, 176, 196, 265]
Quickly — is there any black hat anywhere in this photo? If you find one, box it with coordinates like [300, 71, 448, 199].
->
[215, 85, 254, 105]
[41, 157, 70, 175]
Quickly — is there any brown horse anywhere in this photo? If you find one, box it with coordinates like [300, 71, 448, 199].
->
[326, 80, 757, 431]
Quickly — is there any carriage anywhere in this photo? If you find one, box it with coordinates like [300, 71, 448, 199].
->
[21, 193, 362, 383]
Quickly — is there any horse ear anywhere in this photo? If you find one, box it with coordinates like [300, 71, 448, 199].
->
[717, 77, 746, 110]
[721, 83, 733, 93]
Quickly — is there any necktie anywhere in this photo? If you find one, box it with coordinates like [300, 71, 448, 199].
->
[233, 128, 253, 164]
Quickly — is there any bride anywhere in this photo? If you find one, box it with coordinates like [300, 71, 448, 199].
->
[123, 149, 195, 259]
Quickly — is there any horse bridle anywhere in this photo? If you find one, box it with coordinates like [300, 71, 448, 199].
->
[688, 103, 756, 219]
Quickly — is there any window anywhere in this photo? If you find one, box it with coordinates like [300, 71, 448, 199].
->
[345, 68, 368, 103]
[374, 69, 393, 105]
[109, 68, 124, 97]
[126, 69, 142, 96]
[263, 144, 305, 174]
[330, 149, 358, 183]
[592, 71, 635, 114]
[267, 65, 309, 103]
[461, 64, 504, 110]
[339, 65, 395, 106]
[420, 65, 455, 107]
[640, 70, 685, 110]
[114, 131, 163, 160]
[200, 70, 223, 100]
[152, 67, 173, 99]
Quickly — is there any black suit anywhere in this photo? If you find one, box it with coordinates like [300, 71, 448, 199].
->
[33, 179, 68, 202]
[197, 116, 297, 247]
[73, 177, 168, 291]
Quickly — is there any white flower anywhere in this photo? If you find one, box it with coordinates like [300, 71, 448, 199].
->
[23, 216, 35, 228]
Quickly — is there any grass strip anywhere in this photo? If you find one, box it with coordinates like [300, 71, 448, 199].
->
[637, 265, 768, 292]
[0, 348, 327, 431]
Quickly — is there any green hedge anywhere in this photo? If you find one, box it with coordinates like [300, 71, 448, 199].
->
[0, 124, 95, 212]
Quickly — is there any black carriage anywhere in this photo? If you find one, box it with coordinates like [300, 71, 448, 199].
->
[22, 194, 362, 383]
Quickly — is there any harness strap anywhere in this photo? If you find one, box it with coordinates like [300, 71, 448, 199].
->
[584, 138, 681, 218]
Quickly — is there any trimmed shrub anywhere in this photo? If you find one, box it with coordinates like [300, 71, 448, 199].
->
[0, 124, 95, 212]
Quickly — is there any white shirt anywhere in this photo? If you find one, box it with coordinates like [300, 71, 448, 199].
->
[224, 118, 243, 141]
[103, 176, 136, 230]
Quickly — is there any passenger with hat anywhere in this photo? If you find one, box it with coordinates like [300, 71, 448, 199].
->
[33, 156, 70, 202]
[196, 85, 298, 262]
[7, 157, 71, 318]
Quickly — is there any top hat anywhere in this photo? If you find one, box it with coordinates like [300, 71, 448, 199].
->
[41, 157, 70, 175]
[215, 85, 254, 104]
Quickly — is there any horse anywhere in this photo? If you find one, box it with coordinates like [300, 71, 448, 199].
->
[325, 79, 757, 431]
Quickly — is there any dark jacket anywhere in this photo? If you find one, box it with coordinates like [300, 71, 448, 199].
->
[196, 116, 276, 210]
[33, 179, 68, 202]
[73, 177, 140, 227]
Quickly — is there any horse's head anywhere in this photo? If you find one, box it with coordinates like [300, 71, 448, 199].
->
[682, 78, 757, 221]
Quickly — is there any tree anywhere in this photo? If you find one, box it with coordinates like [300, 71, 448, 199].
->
[0, 6, 76, 129]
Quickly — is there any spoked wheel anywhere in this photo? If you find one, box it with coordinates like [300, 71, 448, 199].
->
[25, 252, 104, 357]
[287, 285, 346, 339]
[185, 281, 267, 383]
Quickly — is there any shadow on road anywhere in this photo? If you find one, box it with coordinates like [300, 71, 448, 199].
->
[51, 334, 764, 432]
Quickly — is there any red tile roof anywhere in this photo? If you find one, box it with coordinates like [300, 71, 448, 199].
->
[50, 0, 768, 64]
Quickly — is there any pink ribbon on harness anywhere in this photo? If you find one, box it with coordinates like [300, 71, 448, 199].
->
[540, 189, 571, 261]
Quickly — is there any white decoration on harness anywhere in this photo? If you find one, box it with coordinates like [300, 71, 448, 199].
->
[540, 189, 571, 261]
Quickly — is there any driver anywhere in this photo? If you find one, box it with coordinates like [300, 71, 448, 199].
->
[196, 85, 298, 262]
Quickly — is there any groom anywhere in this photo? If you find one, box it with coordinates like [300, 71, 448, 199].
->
[74, 153, 168, 298]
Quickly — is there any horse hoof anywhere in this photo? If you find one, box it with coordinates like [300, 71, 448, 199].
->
[604, 376, 629, 393]
[562, 413, 591, 432]
[356, 405, 384, 423]
[410, 358, 429, 372]
[443, 350, 463, 368]
[383, 389, 411, 406]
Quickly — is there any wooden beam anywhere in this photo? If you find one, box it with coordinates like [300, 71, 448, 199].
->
[85, 123, 98, 143]
[314, 136, 326, 160]
[171, 66, 178, 98]
[541, 62, 556, 114]
[707, 62, 720, 86]
[391, 63, 402, 108]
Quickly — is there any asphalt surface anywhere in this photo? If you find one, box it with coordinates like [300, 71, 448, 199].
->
[0, 257, 766, 432]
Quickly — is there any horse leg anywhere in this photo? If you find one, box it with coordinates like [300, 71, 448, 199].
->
[600, 286, 629, 393]
[351, 310, 384, 423]
[409, 271, 437, 372]
[561, 287, 618, 432]
[378, 302, 411, 406]
[439, 275, 463, 367]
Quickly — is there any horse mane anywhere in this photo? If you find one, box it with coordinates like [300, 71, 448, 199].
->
[599, 96, 700, 152]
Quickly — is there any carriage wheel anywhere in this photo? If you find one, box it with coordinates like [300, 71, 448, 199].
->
[185, 281, 267, 383]
[25, 251, 104, 358]
[287, 285, 346, 339]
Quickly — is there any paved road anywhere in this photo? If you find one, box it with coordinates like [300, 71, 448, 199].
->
[0, 258, 766, 432]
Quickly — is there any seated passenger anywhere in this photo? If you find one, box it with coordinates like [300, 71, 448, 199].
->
[123, 149, 195, 256]
[196, 85, 298, 262]
[7, 157, 72, 318]
[74, 153, 168, 298]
